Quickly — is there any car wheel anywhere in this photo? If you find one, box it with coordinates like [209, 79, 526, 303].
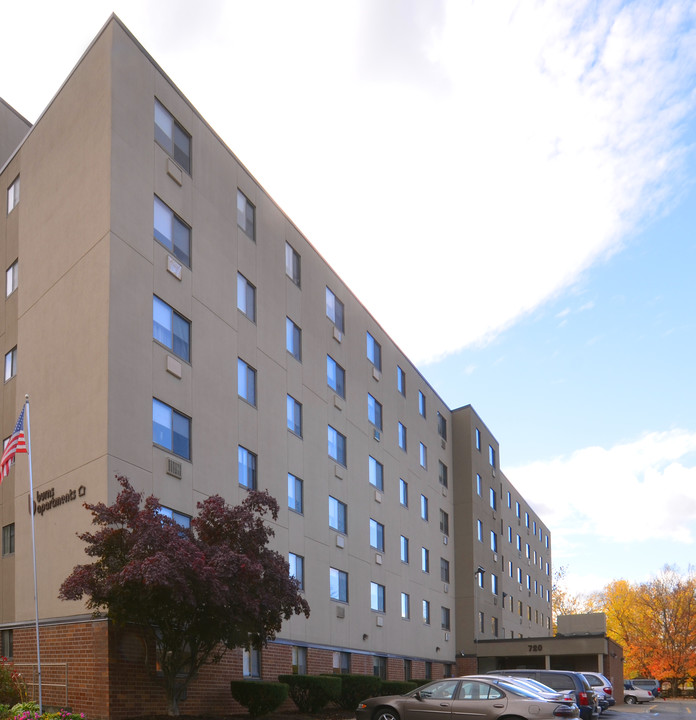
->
[374, 708, 400, 720]
[625, 696, 637, 704]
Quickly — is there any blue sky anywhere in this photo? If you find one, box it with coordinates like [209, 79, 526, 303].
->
[2, 0, 696, 596]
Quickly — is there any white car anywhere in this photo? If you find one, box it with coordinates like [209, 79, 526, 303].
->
[624, 682, 654, 704]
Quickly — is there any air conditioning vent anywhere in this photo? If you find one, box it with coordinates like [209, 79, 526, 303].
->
[445, 632, 450, 641]
[167, 458, 182, 479]
[372, 367, 381, 381]
[375, 553, 383, 565]
[373, 428, 381, 441]
[167, 255, 183, 280]
[336, 535, 345, 548]
[375, 490, 383, 503]
[443, 583, 449, 593]
[443, 536, 448, 545]
[376, 615, 384, 627]
[336, 605, 345, 618]
[441, 439, 446, 450]
[333, 326, 343, 343]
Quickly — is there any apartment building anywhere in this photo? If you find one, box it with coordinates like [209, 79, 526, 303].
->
[0, 16, 551, 719]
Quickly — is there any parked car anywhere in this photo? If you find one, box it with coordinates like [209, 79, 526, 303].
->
[488, 669, 599, 720]
[473, 674, 576, 704]
[582, 672, 615, 713]
[630, 678, 661, 697]
[624, 681, 655, 704]
[356, 676, 581, 720]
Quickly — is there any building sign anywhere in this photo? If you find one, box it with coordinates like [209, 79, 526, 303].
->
[31, 485, 86, 516]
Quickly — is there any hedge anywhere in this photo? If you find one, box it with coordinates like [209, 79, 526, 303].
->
[277, 674, 342, 713]
[230, 680, 289, 719]
[380, 680, 420, 695]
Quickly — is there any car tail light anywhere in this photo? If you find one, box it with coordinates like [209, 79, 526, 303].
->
[578, 692, 589, 706]
[554, 705, 578, 717]
[604, 687, 612, 695]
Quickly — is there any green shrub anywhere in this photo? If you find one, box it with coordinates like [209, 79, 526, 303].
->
[333, 674, 382, 709]
[379, 680, 419, 695]
[278, 674, 341, 713]
[0, 704, 10, 719]
[0, 659, 26, 706]
[230, 680, 288, 719]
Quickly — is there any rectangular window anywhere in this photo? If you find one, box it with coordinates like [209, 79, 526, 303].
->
[2, 523, 14, 555]
[419, 442, 427, 469]
[475, 427, 481, 450]
[400, 535, 409, 563]
[286, 317, 302, 361]
[516, 534, 521, 551]
[476, 473, 482, 495]
[441, 606, 451, 631]
[287, 395, 302, 437]
[327, 355, 345, 398]
[418, 390, 426, 417]
[422, 600, 431, 625]
[6, 261, 17, 297]
[492, 616, 499, 637]
[329, 496, 347, 533]
[243, 647, 261, 678]
[480, 611, 486, 631]
[516, 501, 521, 518]
[525, 511, 530, 528]
[158, 506, 191, 528]
[366, 332, 382, 371]
[478, 570, 485, 588]
[399, 478, 408, 506]
[401, 592, 410, 619]
[237, 189, 255, 240]
[420, 494, 429, 521]
[237, 273, 256, 322]
[154, 196, 190, 267]
[440, 557, 450, 583]
[438, 461, 448, 488]
[238, 446, 257, 489]
[328, 425, 347, 466]
[370, 582, 385, 612]
[292, 646, 307, 675]
[330, 567, 348, 602]
[437, 412, 447, 441]
[6, 176, 20, 215]
[421, 547, 429, 573]
[368, 456, 384, 491]
[489, 487, 497, 510]
[285, 242, 301, 286]
[237, 358, 256, 406]
[367, 393, 382, 430]
[153, 296, 191, 362]
[4, 347, 16, 382]
[333, 651, 351, 674]
[373, 656, 387, 680]
[517, 567, 522, 583]
[289, 552, 304, 590]
[477, 519, 483, 542]
[440, 509, 449, 536]
[507, 491, 512, 508]
[1, 630, 12, 660]
[397, 366, 405, 395]
[489, 444, 496, 468]
[152, 398, 191, 460]
[507, 526, 512, 543]
[326, 287, 344, 333]
[288, 473, 303, 514]
[154, 99, 191, 173]
[491, 531, 497, 552]
[398, 422, 407, 451]
[369, 519, 385, 551]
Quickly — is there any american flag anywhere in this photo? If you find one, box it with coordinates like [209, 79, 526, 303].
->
[1, 407, 27, 478]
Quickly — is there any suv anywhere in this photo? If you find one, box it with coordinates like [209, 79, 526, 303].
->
[630, 678, 661, 698]
[582, 672, 615, 713]
[489, 670, 598, 720]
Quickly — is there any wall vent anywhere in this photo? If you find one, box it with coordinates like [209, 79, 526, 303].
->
[333, 326, 343, 343]
[336, 535, 345, 548]
[443, 583, 449, 593]
[372, 367, 381, 382]
[441, 439, 446, 450]
[376, 615, 384, 627]
[445, 632, 450, 641]
[442, 536, 448, 545]
[373, 429, 381, 442]
[166, 458, 182, 479]
[336, 605, 345, 618]
[167, 255, 182, 280]
[375, 553, 383, 565]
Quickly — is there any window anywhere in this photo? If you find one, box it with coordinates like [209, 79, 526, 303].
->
[243, 647, 260, 678]
[517, 567, 522, 583]
[418, 390, 426, 417]
[440, 557, 450, 583]
[526, 543, 531, 558]
[478, 571, 485, 588]
[158, 506, 191, 528]
[438, 461, 448, 488]
[421, 547, 430, 573]
[292, 646, 307, 674]
[6, 261, 17, 297]
[440, 509, 449, 536]
[285, 242, 301, 286]
[516, 534, 521, 551]
[370, 582, 385, 612]
[491, 531, 497, 552]
[419, 442, 427, 469]
[287, 395, 302, 437]
[237, 273, 256, 322]
[328, 425, 347, 465]
[368, 456, 384, 491]
[398, 422, 407, 451]
[420, 494, 429, 521]
[286, 317, 302, 361]
[476, 473, 482, 495]
[237, 358, 256, 405]
[333, 651, 351, 674]
[2, 524, 14, 555]
[477, 519, 483, 542]
[491, 573, 498, 595]
[480, 611, 486, 632]
[153, 297, 190, 362]
[329, 496, 347, 533]
[367, 394, 382, 430]
[154, 196, 190, 267]
[489, 444, 496, 467]
[238, 446, 257, 489]
[330, 567, 348, 602]
[4, 347, 16, 382]
[289, 552, 304, 590]
[366, 332, 382, 371]
[507, 526, 512, 543]
[422, 600, 431, 624]
[489, 487, 497, 510]
[6, 176, 20, 215]
[441, 606, 451, 631]
[425, 662, 433, 680]
[369, 519, 385, 551]
[492, 617, 499, 637]
[373, 656, 387, 680]
[399, 478, 408, 506]
[237, 189, 255, 240]
[152, 398, 191, 460]
[397, 366, 405, 395]
[1, 629, 12, 659]
[516, 501, 521, 518]
[437, 412, 447, 441]
[400, 535, 409, 563]
[154, 99, 191, 173]
[288, 473, 303, 514]
[507, 491, 512, 508]
[326, 286, 344, 333]
[401, 592, 410, 619]
[475, 427, 481, 450]
[525, 511, 530, 528]
[327, 355, 345, 398]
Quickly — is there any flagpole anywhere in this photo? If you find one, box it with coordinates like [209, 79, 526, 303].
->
[25, 395, 42, 713]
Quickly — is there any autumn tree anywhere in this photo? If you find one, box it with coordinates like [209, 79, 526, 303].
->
[552, 565, 590, 631]
[60, 476, 310, 715]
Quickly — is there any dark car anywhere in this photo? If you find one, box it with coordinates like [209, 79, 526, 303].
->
[488, 669, 599, 720]
[356, 676, 580, 720]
